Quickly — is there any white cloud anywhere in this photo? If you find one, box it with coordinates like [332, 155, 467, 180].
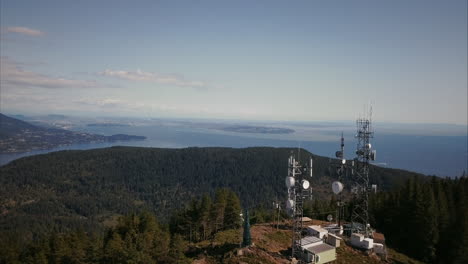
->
[72, 97, 265, 118]
[0, 57, 99, 89]
[5, 26, 45, 36]
[99, 69, 207, 88]
[1, 88, 267, 119]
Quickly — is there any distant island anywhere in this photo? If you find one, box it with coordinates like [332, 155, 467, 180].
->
[0, 114, 146, 153]
[220, 125, 295, 134]
[87, 123, 131, 127]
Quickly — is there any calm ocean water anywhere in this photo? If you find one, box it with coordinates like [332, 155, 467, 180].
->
[1, 125, 466, 177]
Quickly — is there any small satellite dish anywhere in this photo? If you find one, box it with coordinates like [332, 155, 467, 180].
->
[342, 159, 346, 165]
[366, 143, 372, 149]
[286, 199, 295, 210]
[327, 214, 333, 222]
[302, 180, 310, 190]
[285, 177, 295, 188]
[332, 181, 344, 194]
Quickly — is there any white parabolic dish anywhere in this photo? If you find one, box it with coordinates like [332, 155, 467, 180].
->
[332, 181, 344, 194]
[285, 177, 295, 188]
[286, 199, 294, 210]
[302, 180, 310, 190]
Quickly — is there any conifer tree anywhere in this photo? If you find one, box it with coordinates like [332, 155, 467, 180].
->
[434, 179, 450, 261]
[224, 190, 242, 229]
[20, 242, 48, 264]
[199, 194, 212, 240]
[418, 185, 438, 262]
[452, 178, 468, 263]
[103, 231, 126, 263]
[153, 228, 170, 262]
[169, 234, 190, 264]
[242, 209, 252, 247]
[210, 188, 228, 232]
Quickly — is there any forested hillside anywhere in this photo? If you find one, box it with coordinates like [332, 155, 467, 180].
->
[1, 189, 426, 264]
[0, 146, 424, 239]
[0, 146, 467, 263]
[370, 176, 468, 264]
[1, 188, 244, 264]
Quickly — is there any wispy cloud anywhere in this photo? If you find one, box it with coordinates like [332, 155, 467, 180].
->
[5, 26, 45, 36]
[0, 57, 99, 89]
[72, 97, 264, 117]
[99, 69, 208, 88]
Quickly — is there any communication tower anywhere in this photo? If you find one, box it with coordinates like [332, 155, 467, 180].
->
[286, 153, 313, 262]
[332, 132, 348, 227]
[351, 109, 376, 237]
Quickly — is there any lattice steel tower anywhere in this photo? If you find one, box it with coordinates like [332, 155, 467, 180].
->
[286, 153, 313, 262]
[351, 110, 376, 237]
[334, 133, 347, 227]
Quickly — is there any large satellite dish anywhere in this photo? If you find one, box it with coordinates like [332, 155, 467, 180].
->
[332, 181, 344, 194]
[285, 177, 295, 188]
[302, 180, 310, 190]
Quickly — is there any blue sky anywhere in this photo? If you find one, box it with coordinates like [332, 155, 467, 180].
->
[1, 0, 467, 124]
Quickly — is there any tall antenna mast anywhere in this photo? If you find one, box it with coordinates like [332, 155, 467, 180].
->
[286, 152, 313, 262]
[337, 132, 346, 226]
[330, 132, 348, 230]
[351, 106, 376, 237]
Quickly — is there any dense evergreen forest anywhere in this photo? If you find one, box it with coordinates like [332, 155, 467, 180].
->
[0, 147, 422, 239]
[0, 188, 246, 264]
[2, 146, 466, 263]
[370, 176, 468, 264]
[2, 178, 468, 263]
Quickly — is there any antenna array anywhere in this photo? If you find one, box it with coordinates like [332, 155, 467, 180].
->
[332, 132, 348, 227]
[286, 153, 313, 262]
[351, 112, 376, 237]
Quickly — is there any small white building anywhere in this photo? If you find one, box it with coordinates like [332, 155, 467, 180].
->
[302, 243, 336, 264]
[373, 243, 385, 254]
[350, 233, 374, 249]
[324, 223, 344, 235]
[307, 225, 328, 239]
[326, 233, 342, 248]
[362, 238, 373, 249]
[301, 236, 323, 248]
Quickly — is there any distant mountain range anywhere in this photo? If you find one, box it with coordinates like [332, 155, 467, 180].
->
[0, 113, 146, 153]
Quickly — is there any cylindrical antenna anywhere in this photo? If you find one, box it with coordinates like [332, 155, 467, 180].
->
[310, 158, 313, 177]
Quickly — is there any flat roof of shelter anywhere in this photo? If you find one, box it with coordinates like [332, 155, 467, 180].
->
[305, 243, 335, 254]
[307, 225, 328, 233]
[301, 236, 322, 246]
